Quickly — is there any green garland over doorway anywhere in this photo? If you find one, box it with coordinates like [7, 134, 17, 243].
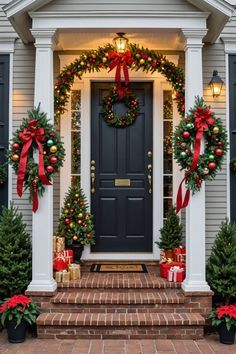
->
[54, 43, 185, 120]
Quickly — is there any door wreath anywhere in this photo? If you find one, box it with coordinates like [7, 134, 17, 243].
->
[102, 86, 139, 127]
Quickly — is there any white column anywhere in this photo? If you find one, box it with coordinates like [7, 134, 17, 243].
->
[27, 29, 57, 292]
[181, 29, 211, 292]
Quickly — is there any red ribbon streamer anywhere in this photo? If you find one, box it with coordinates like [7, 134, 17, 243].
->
[108, 50, 134, 99]
[32, 181, 38, 213]
[17, 119, 52, 212]
[176, 107, 215, 213]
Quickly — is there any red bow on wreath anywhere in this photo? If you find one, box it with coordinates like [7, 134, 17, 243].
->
[108, 50, 134, 99]
[17, 119, 51, 212]
[176, 107, 215, 213]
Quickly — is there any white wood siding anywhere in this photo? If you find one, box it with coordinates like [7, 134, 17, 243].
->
[0, 1, 15, 35]
[223, 10, 236, 35]
[39, 0, 200, 13]
[12, 40, 35, 233]
[203, 42, 227, 257]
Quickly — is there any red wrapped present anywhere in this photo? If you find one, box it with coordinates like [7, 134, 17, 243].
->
[160, 262, 185, 278]
[167, 266, 185, 282]
[173, 246, 186, 263]
[53, 254, 68, 271]
[59, 249, 74, 264]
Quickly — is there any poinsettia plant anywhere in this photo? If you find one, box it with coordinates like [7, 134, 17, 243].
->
[209, 305, 236, 331]
[0, 294, 40, 328]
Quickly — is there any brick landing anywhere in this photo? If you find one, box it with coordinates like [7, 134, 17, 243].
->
[33, 264, 213, 340]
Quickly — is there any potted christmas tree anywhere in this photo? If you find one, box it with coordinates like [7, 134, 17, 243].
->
[57, 186, 95, 262]
[156, 206, 183, 260]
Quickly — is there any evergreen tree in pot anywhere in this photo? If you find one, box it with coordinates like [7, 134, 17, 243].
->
[156, 206, 183, 260]
[0, 204, 32, 300]
[206, 219, 236, 305]
[57, 186, 95, 263]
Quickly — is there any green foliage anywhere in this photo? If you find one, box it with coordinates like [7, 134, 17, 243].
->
[208, 305, 236, 332]
[156, 206, 183, 250]
[0, 204, 32, 300]
[0, 165, 7, 184]
[206, 219, 236, 305]
[57, 186, 95, 246]
[230, 157, 236, 172]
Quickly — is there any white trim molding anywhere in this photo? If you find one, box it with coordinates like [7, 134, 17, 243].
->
[0, 37, 17, 53]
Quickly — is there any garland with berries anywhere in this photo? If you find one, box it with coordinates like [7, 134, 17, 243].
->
[173, 97, 227, 213]
[54, 43, 185, 120]
[102, 86, 139, 127]
[8, 106, 65, 212]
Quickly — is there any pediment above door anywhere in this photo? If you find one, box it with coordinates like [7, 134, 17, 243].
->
[3, 0, 235, 44]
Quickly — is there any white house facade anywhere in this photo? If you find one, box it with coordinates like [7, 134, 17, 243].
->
[0, 0, 236, 300]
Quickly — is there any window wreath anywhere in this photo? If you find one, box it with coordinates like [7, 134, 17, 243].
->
[8, 106, 65, 212]
[102, 86, 139, 127]
[173, 97, 228, 212]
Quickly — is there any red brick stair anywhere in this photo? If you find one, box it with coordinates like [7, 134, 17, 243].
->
[35, 265, 210, 340]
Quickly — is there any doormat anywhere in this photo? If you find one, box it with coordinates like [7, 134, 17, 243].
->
[90, 264, 148, 273]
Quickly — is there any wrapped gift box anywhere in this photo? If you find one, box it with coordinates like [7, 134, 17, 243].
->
[69, 263, 81, 280]
[167, 266, 185, 282]
[54, 236, 65, 253]
[55, 270, 70, 283]
[160, 262, 185, 278]
[53, 253, 68, 271]
[173, 246, 186, 263]
[59, 249, 74, 264]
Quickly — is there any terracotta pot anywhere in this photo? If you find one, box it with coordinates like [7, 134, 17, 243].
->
[218, 323, 236, 345]
[164, 249, 174, 260]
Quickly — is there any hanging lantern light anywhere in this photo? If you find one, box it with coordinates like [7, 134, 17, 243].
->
[113, 33, 129, 54]
[209, 70, 224, 97]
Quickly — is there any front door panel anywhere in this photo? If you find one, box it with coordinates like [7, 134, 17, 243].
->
[91, 82, 153, 252]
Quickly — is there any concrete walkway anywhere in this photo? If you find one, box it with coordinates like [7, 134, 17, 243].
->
[0, 332, 235, 354]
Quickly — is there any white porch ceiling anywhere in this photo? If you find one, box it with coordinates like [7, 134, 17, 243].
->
[56, 30, 183, 51]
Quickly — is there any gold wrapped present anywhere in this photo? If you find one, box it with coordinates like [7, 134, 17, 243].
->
[69, 264, 81, 280]
[56, 236, 65, 253]
[53, 236, 57, 253]
[62, 270, 70, 282]
[55, 271, 63, 282]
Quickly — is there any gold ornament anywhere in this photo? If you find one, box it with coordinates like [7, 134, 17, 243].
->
[50, 145, 58, 153]
[67, 203, 71, 207]
[12, 154, 19, 161]
[64, 209, 69, 214]
[80, 61, 85, 66]
[78, 213, 83, 218]
[73, 235, 78, 241]
[69, 222, 75, 229]
[203, 167, 209, 175]
[78, 220, 82, 224]
[102, 57, 107, 63]
[75, 194, 79, 198]
[139, 58, 145, 65]
[78, 71, 83, 76]
[148, 57, 152, 62]
[83, 55, 87, 60]
[213, 126, 219, 134]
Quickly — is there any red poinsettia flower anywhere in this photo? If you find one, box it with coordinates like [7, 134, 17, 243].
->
[216, 305, 236, 320]
[0, 294, 32, 312]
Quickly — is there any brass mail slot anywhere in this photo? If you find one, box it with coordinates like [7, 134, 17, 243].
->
[115, 179, 131, 187]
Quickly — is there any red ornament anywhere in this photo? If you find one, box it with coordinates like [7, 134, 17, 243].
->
[46, 165, 54, 173]
[12, 143, 20, 150]
[215, 148, 223, 157]
[49, 132, 55, 137]
[86, 233, 91, 238]
[70, 209, 74, 213]
[182, 131, 190, 139]
[217, 141, 223, 146]
[50, 156, 58, 164]
[208, 162, 216, 170]
[66, 71, 71, 76]
[65, 218, 70, 224]
[185, 117, 190, 123]
[185, 149, 191, 156]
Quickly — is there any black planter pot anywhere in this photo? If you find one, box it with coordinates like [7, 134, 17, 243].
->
[6, 319, 27, 343]
[71, 242, 84, 264]
[218, 323, 236, 345]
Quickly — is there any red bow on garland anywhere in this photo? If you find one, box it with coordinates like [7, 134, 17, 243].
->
[17, 119, 52, 212]
[108, 50, 134, 99]
[176, 107, 215, 213]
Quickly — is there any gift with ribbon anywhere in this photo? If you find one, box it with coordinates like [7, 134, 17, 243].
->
[55, 270, 70, 283]
[167, 266, 185, 282]
[58, 249, 74, 265]
[160, 262, 185, 279]
[17, 119, 52, 212]
[68, 263, 81, 280]
[173, 246, 186, 263]
[53, 253, 68, 272]
[55, 236, 65, 253]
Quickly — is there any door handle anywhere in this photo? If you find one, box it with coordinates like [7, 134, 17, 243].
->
[91, 160, 95, 194]
[147, 163, 152, 194]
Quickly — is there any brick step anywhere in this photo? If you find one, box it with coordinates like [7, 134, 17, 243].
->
[37, 312, 205, 339]
[57, 274, 181, 290]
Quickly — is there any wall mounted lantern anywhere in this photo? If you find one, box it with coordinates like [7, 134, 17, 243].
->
[209, 70, 224, 97]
